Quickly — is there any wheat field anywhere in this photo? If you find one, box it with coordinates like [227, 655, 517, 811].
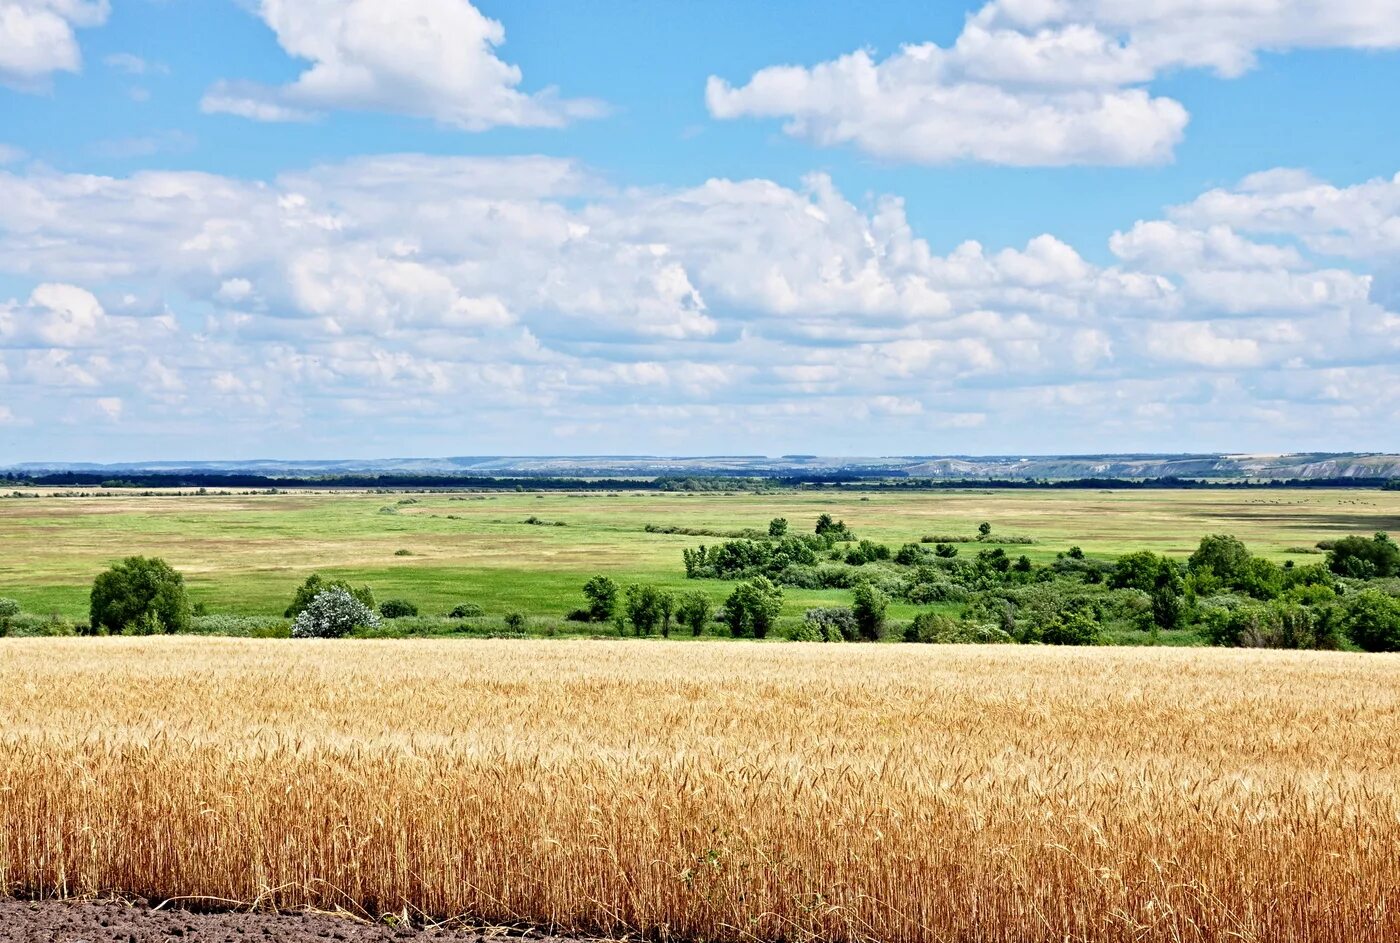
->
[2, 638, 1398, 942]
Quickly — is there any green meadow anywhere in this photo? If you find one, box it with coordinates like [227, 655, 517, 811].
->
[3, 486, 1399, 623]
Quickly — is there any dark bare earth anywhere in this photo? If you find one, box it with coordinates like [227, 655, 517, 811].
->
[0, 901, 573, 943]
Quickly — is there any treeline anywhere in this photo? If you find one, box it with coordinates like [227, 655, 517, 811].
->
[5, 471, 1399, 491]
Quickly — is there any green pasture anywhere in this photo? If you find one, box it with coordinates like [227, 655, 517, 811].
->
[2, 486, 1397, 621]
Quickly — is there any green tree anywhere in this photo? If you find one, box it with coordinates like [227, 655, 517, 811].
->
[850, 582, 889, 641]
[675, 592, 712, 637]
[1327, 533, 1400, 579]
[768, 517, 789, 538]
[725, 576, 784, 639]
[582, 575, 620, 622]
[1110, 550, 1163, 592]
[624, 583, 665, 636]
[90, 556, 191, 635]
[285, 574, 375, 619]
[1340, 589, 1400, 652]
[978, 521, 992, 538]
[659, 590, 676, 638]
[1189, 535, 1252, 585]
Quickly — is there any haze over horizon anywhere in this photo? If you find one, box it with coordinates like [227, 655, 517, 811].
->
[2, 1, 1399, 461]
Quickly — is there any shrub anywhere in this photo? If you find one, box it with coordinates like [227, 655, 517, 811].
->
[504, 612, 527, 633]
[1327, 533, 1400, 579]
[379, 599, 419, 619]
[904, 612, 1013, 644]
[190, 614, 292, 638]
[1203, 600, 1342, 650]
[449, 603, 485, 618]
[90, 556, 191, 635]
[292, 588, 380, 639]
[1339, 589, 1400, 652]
[394, 549, 413, 556]
[286, 574, 375, 619]
[768, 517, 788, 538]
[565, 608, 592, 622]
[5, 612, 75, 637]
[851, 582, 889, 641]
[0, 597, 19, 636]
[802, 607, 856, 642]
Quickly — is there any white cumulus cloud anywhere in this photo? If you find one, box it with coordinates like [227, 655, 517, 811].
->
[201, 0, 602, 130]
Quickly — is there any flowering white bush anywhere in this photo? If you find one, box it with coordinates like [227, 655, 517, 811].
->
[291, 587, 380, 639]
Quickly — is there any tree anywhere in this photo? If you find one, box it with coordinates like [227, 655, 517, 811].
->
[978, 521, 992, 538]
[768, 517, 789, 538]
[1110, 551, 1163, 592]
[934, 543, 959, 559]
[625, 583, 665, 636]
[285, 574, 375, 619]
[1149, 562, 1187, 632]
[1340, 589, 1400, 652]
[90, 556, 191, 635]
[1328, 533, 1400, 579]
[1189, 535, 1252, 585]
[676, 592, 712, 637]
[659, 590, 676, 638]
[850, 582, 889, 641]
[504, 612, 527, 633]
[292, 587, 379, 639]
[725, 576, 784, 638]
[582, 575, 620, 622]
[815, 514, 853, 541]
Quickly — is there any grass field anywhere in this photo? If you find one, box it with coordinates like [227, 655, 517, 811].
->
[2, 637, 1397, 942]
[2, 487, 1398, 622]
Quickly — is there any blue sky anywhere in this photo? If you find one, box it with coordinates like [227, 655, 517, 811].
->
[1, 0, 1399, 461]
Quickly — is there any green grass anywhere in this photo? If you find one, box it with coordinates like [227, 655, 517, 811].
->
[2, 486, 1397, 622]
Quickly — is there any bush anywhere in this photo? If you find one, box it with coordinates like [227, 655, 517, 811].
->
[904, 612, 1013, 644]
[379, 599, 419, 619]
[624, 583, 668, 636]
[1203, 600, 1341, 650]
[565, 608, 592, 622]
[0, 597, 19, 636]
[90, 556, 191, 635]
[190, 614, 292, 638]
[504, 612, 527, 633]
[1339, 589, 1400, 652]
[1328, 533, 1400, 579]
[286, 574, 375, 619]
[802, 607, 856, 642]
[851, 582, 889, 641]
[5, 612, 75, 637]
[292, 588, 380, 639]
[449, 603, 485, 618]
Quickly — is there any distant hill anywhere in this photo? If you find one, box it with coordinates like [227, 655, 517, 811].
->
[5, 452, 1400, 481]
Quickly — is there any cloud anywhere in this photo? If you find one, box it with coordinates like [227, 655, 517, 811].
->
[0, 0, 108, 90]
[706, 46, 1187, 167]
[0, 157, 1397, 453]
[201, 0, 603, 130]
[707, 0, 1400, 166]
[102, 51, 166, 76]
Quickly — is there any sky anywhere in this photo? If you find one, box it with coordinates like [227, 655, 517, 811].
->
[1, 1, 1399, 461]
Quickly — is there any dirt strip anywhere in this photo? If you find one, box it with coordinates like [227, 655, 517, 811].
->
[0, 900, 585, 943]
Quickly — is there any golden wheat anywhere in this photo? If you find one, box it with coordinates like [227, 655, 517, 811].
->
[1, 638, 1398, 942]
